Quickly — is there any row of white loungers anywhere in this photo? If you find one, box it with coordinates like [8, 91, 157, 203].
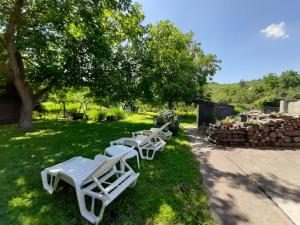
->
[41, 122, 172, 224]
[110, 122, 172, 160]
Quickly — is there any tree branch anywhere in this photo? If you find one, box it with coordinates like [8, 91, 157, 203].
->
[33, 82, 55, 105]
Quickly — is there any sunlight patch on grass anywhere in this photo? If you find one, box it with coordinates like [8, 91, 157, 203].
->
[174, 138, 189, 146]
[26, 129, 63, 137]
[0, 144, 9, 148]
[18, 215, 38, 225]
[10, 136, 31, 141]
[15, 177, 26, 187]
[9, 192, 36, 208]
[46, 158, 55, 163]
[10, 129, 63, 142]
[153, 203, 178, 225]
[180, 118, 197, 128]
[123, 113, 155, 124]
[40, 205, 51, 214]
[165, 145, 176, 151]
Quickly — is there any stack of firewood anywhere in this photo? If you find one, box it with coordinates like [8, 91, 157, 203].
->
[209, 115, 300, 147]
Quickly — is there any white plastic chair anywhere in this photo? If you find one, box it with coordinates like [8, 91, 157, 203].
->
[132, 122, 173, 141]
[41, 152, 139, 224]
[110, 130, 166, 160]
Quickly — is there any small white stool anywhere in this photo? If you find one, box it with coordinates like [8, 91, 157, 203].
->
[104, 145, 140, 170]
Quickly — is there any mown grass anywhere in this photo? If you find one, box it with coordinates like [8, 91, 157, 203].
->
[180, 117, 197, 128]
[0, 113, 213, 225]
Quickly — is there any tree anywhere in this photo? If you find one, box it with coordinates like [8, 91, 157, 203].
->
[262, 73, 280, 90]
[138, 21, 220, 109]
[279, 70, 300, 89]
[0, 0, 143, 128]
[239, 79, 247, 88]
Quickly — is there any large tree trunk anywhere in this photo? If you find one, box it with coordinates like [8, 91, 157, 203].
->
[14, 74, 33, 129]
[19, 98, 33, 129]
[6, 48, 33, 129]
[4, 0, 33, 129]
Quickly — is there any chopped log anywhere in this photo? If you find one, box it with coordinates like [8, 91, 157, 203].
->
[281, 143, 300, 147]
[284, 136, 292, 143]
[269, 132, 277, 138]
[277, 132, 284, 138]
[284, 130, 300, 137]
[294, 137, 300, 143]
[217, 139, 246, 142]
[208, 115, 300, 147]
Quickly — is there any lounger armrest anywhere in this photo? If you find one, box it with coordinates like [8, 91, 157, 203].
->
[149, 135, 164, 143]
[123, 139, 139, 147]
[132, 130, 152, 137]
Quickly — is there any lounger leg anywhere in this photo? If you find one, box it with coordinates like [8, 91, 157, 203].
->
[130, 176, 139, 188]
[138, 148, 154, 160]
[41, 170, 59, 194]
[136, 155, 140, 170]
[149, 150, 157, 160]
[95, 204, 107, 225]
[137, 147, 146, 160]
[76, 188, 103, 225]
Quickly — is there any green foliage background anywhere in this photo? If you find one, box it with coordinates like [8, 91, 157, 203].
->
[208, 70, 300, 111]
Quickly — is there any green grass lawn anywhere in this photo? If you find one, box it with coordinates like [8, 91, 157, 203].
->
[180, 117, 197, 128]
[0, 113, 213, 225]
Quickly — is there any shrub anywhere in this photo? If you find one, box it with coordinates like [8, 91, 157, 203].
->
[86, 110, 99, 121]
[86, 109, 106, 121]
[106, 115, 118, 121]
[109, 107, 125, 120]
[175, 109, 196, 119]
[155, 110, 180, 135]
[98, 111, 106, 121]
[41, 102, 60, 113]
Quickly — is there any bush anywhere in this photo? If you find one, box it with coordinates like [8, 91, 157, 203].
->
[98, 111, 106, 121]
[41, 102, 60, 113]
[109, 107, 125, 120]
[86, 109, 106, 121]
[155, 110, 180, 135]
[175, 109, 196, 119]
[86, 110, 99, 121]
[106, 115, 118, 121]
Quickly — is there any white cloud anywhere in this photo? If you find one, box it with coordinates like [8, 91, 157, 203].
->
[260, 22, 288, 39]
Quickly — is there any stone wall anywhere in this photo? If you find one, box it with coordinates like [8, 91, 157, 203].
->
[280, 100, 300, 115]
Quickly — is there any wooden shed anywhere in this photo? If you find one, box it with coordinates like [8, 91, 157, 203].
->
[197, 100, 234, 127]
[0, 84, 21, 125]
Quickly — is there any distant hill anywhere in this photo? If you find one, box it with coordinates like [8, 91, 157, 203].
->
[207, 71, 300, 112]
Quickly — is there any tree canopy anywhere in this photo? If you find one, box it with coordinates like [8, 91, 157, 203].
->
[137, 21, 220, 108]
[0, 0, 220, 128]
[0, 0, 145, 128]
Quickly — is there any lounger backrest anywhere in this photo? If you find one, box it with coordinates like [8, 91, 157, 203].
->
[80, 151, 129, 186]
[139, 129, 161, 145]
[160, 122, 171, 130]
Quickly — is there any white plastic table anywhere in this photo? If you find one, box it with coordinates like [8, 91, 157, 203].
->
[104, 145, 140, 170]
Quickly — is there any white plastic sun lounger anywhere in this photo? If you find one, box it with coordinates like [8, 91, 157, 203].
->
[133, 122, 173, 141]
[41, 152, 139, 224]
[110, 130, 166, 160]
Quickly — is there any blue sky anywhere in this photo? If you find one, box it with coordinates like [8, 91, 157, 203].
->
[136, 0, 300, 83]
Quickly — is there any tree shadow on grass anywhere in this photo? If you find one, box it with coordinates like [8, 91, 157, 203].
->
[0, 120, 214, 225]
